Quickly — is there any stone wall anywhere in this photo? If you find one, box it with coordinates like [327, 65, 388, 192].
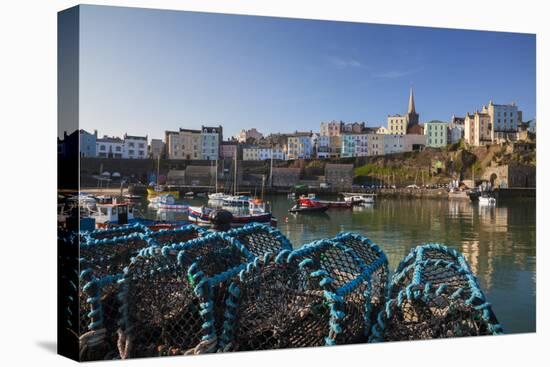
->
[272, 167, 301, 187]
[325, 163, 353, 189]
[482, 164, 536, 188]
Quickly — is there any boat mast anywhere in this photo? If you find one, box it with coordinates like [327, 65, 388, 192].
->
[215, 158, 218, 193]
[156, 155, 160, 186]
[269, 143, 274, 187]
[233, 153, 237, 195]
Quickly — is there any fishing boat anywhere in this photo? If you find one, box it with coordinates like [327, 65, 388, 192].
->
[148, 194, 189, 211]
[147, 185, 180, 199]
[300, 194, 352, 209]
[289, 198, 329, 213]
[187, 203, 274, 227]
[341, 193, 376, 205]
[85, 199, 137, 229]
[222, 195, 251, 207]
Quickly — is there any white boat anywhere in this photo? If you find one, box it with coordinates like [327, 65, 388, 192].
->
[188, 201, 273, 227]
[222, 195, 251, 207]
[208, 192, 230, 201]
[149, 194, 189, 211]
[342, 193, 376, 205]
[478, 195, 496, 205]
[184, 191, 195, 198]
[85, 199, 137, 228]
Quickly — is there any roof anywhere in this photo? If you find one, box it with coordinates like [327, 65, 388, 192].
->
[289, 132, 312, 137]
[179, 128, 201, 134]
[97, 136, 123, 143]
[201, 125, 222, 133]
[124, 134, 147, 140]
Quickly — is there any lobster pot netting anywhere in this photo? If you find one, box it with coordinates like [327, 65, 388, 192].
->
[78, 224, 206, 360]
[58, 228, 80, 337]
[370, 244, 503, 342]
[221, 233, 388, 352]
[83, 223, 149, 241]
[147, 225, 207, 247]
[117, 224, 292, 359]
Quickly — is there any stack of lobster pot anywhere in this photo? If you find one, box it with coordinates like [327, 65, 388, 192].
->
[370, 244, 503, 342]
[219, 232, 388, 351]
[116, 223, 292, 359]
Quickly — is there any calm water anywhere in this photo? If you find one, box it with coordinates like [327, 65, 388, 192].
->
[142, 194, 536, 334]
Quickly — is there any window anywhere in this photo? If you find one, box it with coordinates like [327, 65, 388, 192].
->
[129, 142, 135, 148]
[116, 146, 121, 152]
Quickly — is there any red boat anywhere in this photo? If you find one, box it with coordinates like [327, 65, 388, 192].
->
[289, 198, 329, 213]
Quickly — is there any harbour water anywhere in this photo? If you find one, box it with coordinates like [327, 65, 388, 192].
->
[142, 194, 536, 335]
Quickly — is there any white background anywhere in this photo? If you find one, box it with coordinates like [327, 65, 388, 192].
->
[0, 0, 546, 365]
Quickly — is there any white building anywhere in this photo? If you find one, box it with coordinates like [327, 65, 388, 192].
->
[242, 146, 260, 161]
[316, 135, 331, 158]
[484, 101, 522, 132]
[201, 125, 222, 160]
[243, 146, 287, 161]
[383, 134, 404, 154]
[97, 136, 124, 159]
[367, 134, 384, 156]
[123, 134, 148, 159]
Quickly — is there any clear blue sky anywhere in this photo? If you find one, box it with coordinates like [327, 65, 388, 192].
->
[78, 5, 536, 140]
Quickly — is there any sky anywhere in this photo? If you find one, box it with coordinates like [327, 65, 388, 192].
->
[77, 5, 536, 140]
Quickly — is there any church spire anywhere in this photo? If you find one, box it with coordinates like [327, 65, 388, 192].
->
[408, 87, 416, 114]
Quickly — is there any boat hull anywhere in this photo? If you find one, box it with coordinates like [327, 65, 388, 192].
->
[147, 188, 180, 199]
[318, 200, 353, 209]
[289, 205, 329, 213]
[188, 207, 273, 227]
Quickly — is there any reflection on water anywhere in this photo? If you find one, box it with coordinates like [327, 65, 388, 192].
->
[270, 195, 536, 335]
[141, 194, 536, 334]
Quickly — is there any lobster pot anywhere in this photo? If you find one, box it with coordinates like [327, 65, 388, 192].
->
[80, 234, 150, 278]
[370, 244, 503, 342]
[83, 223, 149, 241]
[58, 228, 80, 339]
[77, 224, 207, 361]
[220, 234, 388, 352]
[147, 225, 207, 247]
[79, 273, 122, 361]
[117, 224, 292, 359]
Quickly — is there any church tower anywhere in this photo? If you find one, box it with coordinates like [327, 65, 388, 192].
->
[406, 88, 419, 127]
